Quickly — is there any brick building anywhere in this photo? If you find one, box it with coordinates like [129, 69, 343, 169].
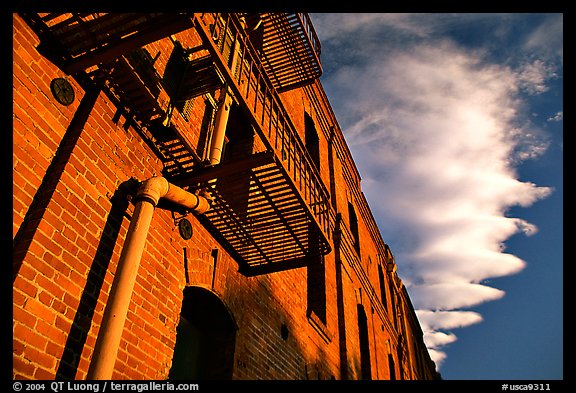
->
[13, 13, 439, 380]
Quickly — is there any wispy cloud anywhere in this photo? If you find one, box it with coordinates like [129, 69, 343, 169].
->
[547, 111, 563, 122]
[424, 331, 458, 349]
[523, 13, 563, 61]
[517, 59, 558, 95]
[311, 13, 558, 369]
[416, 310, 484, 330]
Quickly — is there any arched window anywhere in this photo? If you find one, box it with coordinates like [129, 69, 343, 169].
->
[169, 286, 236, 380]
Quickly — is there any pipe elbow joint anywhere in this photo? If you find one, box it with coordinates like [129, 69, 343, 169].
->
[164, 184, 212, 214]
[135, 176, 212, 214]
[136, 177, 169, 206]
[192, 192, 212, 214]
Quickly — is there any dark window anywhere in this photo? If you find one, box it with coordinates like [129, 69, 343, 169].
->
[307, 226, 326, 323]
[163, 41, 223, 121]
[348, 202, 360, 255]
[221, 103, 254, 163]
[378, 264, 388, 311]
[388, 353, 396, 380]
[357, 304, 372, 380]
[169, 286, 236, 380]
[305, 113, 325, 323]
[305, 112, 320, 170]
[388, 278, 398, 329]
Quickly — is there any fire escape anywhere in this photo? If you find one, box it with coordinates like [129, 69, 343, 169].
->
[20, 13, 331, 276]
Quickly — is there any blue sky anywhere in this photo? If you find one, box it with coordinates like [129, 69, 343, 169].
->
[309, 13, 563, 380]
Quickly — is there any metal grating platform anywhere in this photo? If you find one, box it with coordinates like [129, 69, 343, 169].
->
[181, 154, 330, 275]
[256, 13, 322, 92]
[20, 13, 193, 74]
[21, 12, 333, 275]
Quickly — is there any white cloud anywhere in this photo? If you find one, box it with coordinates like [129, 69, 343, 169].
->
[416, 310, 484, 331]
[330, 41, 552, 367]
[310, 13, 431, 41]
[416, 310, 484, 369]
[311, 13, 519, 45]
[516, 59, 558, 95]
[312, 13, 556, 371]
[424, 331, 458, 349]
[411, 282, 506, 310]
[427, 348, 448, 369]
[547, 111, 563, 122]
[523, 13, 563, 61]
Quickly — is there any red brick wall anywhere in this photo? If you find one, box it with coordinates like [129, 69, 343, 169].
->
[13, 13, 437, 381]
[13, 13, 181, 379]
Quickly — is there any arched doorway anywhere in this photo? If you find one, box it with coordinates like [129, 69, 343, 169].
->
[169, 286, 236, 380]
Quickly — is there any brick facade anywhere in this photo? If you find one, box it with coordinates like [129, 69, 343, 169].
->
[13, 13, 439, 381]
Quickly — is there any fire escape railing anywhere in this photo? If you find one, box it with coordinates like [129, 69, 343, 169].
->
[19, 12, 332, 274]
[190, 13, 332, 247]
[21, 13, 194, 75]
[252, 13, 322, 91]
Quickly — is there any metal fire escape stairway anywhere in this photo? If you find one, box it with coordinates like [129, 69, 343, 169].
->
[255, 13, 323, 92]
[20, 13, 201, 177]
[20, 13, 331, 276]
[22, 13, 194, 75]
[168, 13, 332, 275]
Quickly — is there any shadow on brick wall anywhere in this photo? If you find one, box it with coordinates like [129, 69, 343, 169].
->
[56, 178, 138, 380]
[13, 86, 101, 282]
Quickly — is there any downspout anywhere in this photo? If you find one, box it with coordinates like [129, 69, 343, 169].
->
[87, 177, 210, 380]
[208, 86, 233, 165]
[208, 26, 243, 166]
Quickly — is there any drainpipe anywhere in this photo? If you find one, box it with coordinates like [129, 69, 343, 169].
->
[87, 177, 210, 380]
[208, 87, 234, 165]
[208, 33, 242, 165]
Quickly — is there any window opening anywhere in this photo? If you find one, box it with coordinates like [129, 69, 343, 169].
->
[388, 353, 396, 381]
[304, 112, 320, 170]
[307, 236, 326, 324]
[357, 303, 372, 380]
[348, 202, 360, 255]
[169, 286, 236, 380]
[378, 264, 388, 311]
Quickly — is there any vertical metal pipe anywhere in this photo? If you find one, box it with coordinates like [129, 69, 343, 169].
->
[87, 177, 211, 379]
[87, 198, 156, 380]
[208, 36, 242, 165]
[208, 87, 233, 165]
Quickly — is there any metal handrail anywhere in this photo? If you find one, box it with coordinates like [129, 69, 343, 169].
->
[196, 13, 332, 241]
